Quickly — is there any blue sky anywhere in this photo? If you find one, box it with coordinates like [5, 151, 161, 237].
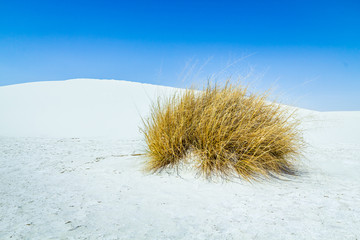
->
[0, 0, 359, 111]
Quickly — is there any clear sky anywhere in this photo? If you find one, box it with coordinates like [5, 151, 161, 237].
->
[0, 0, 359, 111]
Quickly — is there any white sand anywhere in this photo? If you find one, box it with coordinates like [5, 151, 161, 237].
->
[0, 79, 359, 239]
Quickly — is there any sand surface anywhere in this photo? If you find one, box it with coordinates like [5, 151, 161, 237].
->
[1, 79, 359, 239]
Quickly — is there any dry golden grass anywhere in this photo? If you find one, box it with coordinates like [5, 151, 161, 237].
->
[142, 81, 302, 181]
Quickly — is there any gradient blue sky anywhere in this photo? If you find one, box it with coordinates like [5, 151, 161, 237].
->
[0, 0, 359, 111]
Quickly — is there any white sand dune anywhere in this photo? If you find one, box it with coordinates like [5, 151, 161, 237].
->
[1, 79, 359, 239]
[0, 79, 178, 139]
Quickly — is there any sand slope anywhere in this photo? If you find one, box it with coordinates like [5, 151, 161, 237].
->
[0, 79, 177, 139]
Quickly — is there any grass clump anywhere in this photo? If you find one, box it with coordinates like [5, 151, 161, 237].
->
[142, 81, 302, 181]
